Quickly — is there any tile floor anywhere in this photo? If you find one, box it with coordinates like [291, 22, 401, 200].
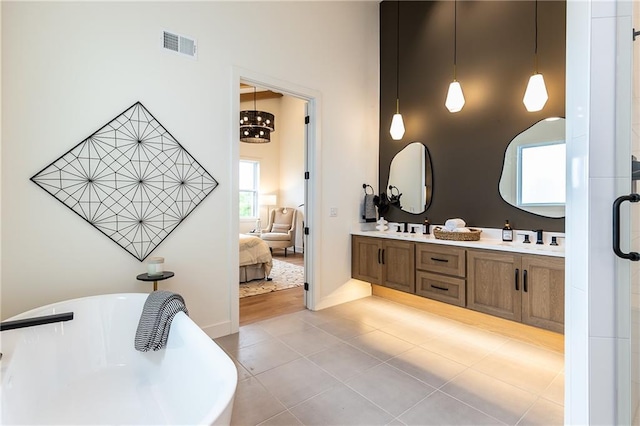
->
[215, 296, 564, 426]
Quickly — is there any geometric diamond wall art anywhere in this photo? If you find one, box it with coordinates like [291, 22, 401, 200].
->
[31, 102, 219, 261]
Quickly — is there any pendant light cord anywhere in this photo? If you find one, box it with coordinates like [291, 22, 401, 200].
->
[396, 0, 400, 114]
[453, 0, 457, 80]
[253, 86, 257, 110]
[534, 0, 538, 73]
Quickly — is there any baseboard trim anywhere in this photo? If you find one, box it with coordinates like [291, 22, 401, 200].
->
[202, 320, 232, 339]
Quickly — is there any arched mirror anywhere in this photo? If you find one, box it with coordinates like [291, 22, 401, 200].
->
[387, 142, 433, 214]
[499, 118, 565, 218]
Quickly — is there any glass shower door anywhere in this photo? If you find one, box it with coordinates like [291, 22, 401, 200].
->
[621, 3, 640, 422]
[631, 4, 640, 420]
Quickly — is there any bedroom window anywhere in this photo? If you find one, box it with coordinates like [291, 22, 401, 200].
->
[239, 160, 259, 218]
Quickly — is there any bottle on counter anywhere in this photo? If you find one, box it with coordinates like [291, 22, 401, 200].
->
[423, 217, 431, 235]
[502, 219, 513, 242]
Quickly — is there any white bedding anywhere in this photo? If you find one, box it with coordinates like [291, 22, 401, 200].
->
[239, 234, 273, 278]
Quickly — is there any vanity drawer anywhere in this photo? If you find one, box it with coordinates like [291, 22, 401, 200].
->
[416, 245, 466, 277]
[416, 271, 466, 307]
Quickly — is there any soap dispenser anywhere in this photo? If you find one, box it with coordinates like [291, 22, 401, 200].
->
[502, 220, 513, 242]
[423, 217, 431, 235]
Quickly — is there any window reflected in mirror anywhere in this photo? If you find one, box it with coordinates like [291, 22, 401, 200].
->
[499, 118, 565, 218]
[518, 142, 565, 206]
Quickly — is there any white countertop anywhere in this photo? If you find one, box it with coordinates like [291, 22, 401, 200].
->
[351, 229, 565, 258]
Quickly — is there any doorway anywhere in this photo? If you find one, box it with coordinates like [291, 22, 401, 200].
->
[238, 83, 307, 325]
[231, 68, 319, 332]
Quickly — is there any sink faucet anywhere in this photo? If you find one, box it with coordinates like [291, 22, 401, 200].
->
[532, 229, 544, 245]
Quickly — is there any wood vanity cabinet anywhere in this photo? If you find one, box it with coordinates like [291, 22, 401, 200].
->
[351, 236, 383, 284]
[467, 249, 565, 333]
[352, 235, 564, 333]
[415, 244, 466, 307]
[351, 236, 415, 293]
[521, 255, 565, 333]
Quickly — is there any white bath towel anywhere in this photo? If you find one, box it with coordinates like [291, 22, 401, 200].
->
[452, 227, 471, 233]
[444, 218, 466, 231]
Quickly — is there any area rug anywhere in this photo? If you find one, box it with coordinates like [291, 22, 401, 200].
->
[239, 259, 304, 298]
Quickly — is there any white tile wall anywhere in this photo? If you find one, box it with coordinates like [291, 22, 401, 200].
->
[566, 1, 593, 423]
[589, 336, 618, 424]
[592, 0, 617, 17]
[589, 17, 617, 179]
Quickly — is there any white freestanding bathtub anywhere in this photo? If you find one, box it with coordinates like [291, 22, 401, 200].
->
[0, 293, 237, 425]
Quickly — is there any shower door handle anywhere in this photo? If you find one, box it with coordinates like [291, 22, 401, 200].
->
[613, 193, 640, 261]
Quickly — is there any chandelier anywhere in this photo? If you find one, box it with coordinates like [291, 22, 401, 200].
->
[240, 87, 275, 143]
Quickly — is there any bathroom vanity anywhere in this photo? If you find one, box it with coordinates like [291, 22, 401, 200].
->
[351, 230, 565, 333]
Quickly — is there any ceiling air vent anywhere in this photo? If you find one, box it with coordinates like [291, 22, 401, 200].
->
[161, 30, 197, 59]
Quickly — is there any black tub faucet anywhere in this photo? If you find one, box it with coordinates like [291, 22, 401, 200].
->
[0, 312, 74, 332]
[532, 229, 544, 244]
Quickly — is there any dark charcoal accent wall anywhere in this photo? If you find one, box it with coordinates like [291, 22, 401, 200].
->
[379, 0, 566, 232]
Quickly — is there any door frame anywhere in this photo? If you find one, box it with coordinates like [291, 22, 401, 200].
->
[230, 67, 321, 332]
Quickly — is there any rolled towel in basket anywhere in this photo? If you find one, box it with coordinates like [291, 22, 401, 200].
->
[452, 227, 471, 233]
[444, 218, 466, 231]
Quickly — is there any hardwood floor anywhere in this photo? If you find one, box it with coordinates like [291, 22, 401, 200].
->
[239, 251, 305, 326]
[272, 250, 304, 266]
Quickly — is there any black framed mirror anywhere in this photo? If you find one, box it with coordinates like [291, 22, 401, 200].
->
[499, 118, 565, 218]
[387, 142, 433, 215]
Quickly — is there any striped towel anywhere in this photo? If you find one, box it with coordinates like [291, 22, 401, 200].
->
[363, 194, 377, 222]
[134, 291, 189, 352]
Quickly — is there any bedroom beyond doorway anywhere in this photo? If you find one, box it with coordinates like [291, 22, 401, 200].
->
[240, 252, 305, 326]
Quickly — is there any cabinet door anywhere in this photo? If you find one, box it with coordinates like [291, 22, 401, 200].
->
[382, 240, 415, 294]
[467, 250, 522, 322]
[351, 236, 382, 284]
[521, 255, 565, 333]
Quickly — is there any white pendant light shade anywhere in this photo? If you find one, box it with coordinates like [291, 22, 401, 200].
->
[390, 113, 405, 140]
[445, 80, 465, 113]
[523, 73, 548, 112]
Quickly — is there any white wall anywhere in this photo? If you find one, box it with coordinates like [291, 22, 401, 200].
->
[1, 1, 379, 336]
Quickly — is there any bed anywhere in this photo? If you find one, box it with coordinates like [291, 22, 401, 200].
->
[239, 233, 273, 283]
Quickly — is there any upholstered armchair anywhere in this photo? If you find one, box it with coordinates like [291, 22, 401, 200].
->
[260, 207, 297, 256]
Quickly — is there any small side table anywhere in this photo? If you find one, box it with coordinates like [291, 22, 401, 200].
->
[136, 271, 175, 291]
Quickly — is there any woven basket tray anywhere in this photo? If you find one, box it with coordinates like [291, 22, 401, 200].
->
[433, 227, 482, 241]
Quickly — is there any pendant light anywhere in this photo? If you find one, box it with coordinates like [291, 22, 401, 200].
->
[523, 0, 548, 112]
[445, 0, 465, 113]
[240, 87, 275, 143]
[390, 0, 405, 140]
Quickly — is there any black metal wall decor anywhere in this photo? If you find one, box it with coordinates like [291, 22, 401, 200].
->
[31, 102, 219, 261]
